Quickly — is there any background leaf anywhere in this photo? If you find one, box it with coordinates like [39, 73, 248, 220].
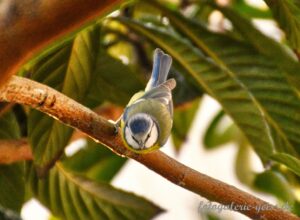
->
[213, 2, 300, 91]
[28, 25, 101, 174]
[0, 112, 24, 213]
[172, 98, 200, 151]
[254, 170, 296, 204]
[271, 153, 300, 177]
[264, 0, 300, 52]
[63, 140, 127, 183]
[232, 0, 271, 18]
[168, 67, 203, 106]
[86, 50, 144, 107]
[235, 142, 256, 185]
[203, 110, 239, 149]
[28, 163, 163, 220]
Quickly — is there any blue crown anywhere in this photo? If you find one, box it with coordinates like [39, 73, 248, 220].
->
[129, 118, 150, 134]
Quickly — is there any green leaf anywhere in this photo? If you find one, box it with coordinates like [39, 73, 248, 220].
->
[232, 0, 271, 18]
[169, 65, 203, 106]
[205, 213, 222, 220]
[116, 17, 293, 162]
[0, 164, 24, 213]
[203, 110, 238, 149]
[86, 51, 144, 107]
[193, 1, 214, 22]
[235, 142, 256, 185]
[28, 163, 163, 220]
[28, 25, 101, 174]
[264, 0, 300, 51]
[63, 140, 126, 183]
[172, 98, 200, 151]
[254, 170, 295, 203]
[49, 216, 60, 220]
[0, 112, 21, 139]
[0, 112, 24, 213]
[271, 153, 300, 177]
[144, 2, 300, 158]
[213, 3, 300, 92]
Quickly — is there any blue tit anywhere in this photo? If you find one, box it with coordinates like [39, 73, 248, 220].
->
[118, 48, 176, 153]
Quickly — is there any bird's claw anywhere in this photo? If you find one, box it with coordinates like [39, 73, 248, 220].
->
[108, 119, 120, 135]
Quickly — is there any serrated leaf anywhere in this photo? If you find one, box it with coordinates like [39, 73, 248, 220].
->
[213, 2, 300, 91]
[28, 25, 101, 173]
[86, 51, 144, 107]
[63, 140, 126, 183]
[203, 110, 238, 149]
[28, 163, 163, 220]
[264, 0, 300, 51]
[254, 170, 295, 203]
[116, 17, 288, 162]
[144, 2, 300, 158]
[0, 112, 24, 213]
[271, 153, 300, 177]
[172, 98, 200, 151]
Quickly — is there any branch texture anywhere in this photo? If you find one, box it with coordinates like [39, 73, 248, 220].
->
[0, 0, 121, 86]
[0, 76, 298, 220]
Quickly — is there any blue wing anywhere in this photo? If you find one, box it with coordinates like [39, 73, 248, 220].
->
[145, 48, 172, 91]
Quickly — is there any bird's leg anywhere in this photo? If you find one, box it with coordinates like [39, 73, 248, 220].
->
[108, 115, 122, 135]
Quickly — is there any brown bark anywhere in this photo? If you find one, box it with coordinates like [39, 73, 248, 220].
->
[0, 75, 298, 220]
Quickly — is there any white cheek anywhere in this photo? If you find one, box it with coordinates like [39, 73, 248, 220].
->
[145, 125, 158, 149]
[125, 127, 140, 149]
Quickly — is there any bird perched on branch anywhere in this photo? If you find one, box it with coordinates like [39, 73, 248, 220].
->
[115, 48, 176, 153]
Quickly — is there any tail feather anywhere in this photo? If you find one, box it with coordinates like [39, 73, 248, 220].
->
[145, 48, 172, 91]
[158, 53, 172, 85]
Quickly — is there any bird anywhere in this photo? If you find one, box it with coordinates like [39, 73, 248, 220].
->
[116, 48, 176, 153]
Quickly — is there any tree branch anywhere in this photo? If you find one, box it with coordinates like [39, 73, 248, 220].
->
[0, 138, 33, 163]
[0, 0, 122, 87]
[0, 76, 298, 220]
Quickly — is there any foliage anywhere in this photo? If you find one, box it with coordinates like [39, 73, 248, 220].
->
[1, 0, 300, 219]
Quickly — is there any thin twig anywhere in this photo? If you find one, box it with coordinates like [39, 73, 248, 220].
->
[0, 76, 298, 220]
[0, 138, 33, 163]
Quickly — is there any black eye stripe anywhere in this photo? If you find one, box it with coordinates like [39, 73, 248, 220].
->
[131, 135, 139, 143]
[145, 135, 150, 142]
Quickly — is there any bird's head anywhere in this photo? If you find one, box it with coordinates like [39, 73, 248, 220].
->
[124, 113, 159, 152]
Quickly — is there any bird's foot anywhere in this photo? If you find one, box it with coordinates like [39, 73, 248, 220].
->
[108, 119, 120, 135]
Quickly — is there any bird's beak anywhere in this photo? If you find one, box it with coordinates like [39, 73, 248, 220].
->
[138, 141, 144, 149]
[138, 141, 146, 149]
